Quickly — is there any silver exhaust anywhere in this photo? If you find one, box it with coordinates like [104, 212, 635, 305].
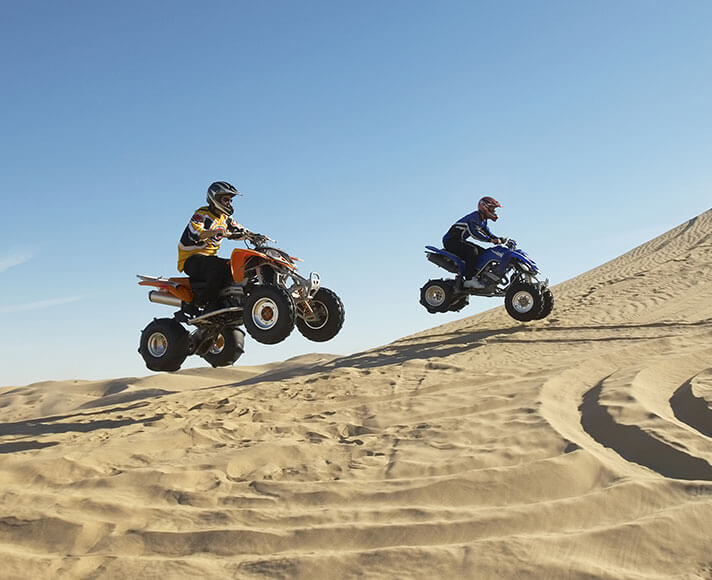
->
[148, 291, 182, 307]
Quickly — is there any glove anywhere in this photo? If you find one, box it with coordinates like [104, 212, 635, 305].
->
[250, 232, 269, 245]
[227, 228, 247, 240]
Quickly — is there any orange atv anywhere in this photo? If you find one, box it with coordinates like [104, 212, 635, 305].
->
[137, 232, 345, 372]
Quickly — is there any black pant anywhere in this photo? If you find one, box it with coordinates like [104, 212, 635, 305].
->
[444, 238, 482, 278]
[183, 254, 232, 306]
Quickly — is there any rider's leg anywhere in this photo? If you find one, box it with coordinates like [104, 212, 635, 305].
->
[184, 255, 232, 307]
[444, 239, 481, 279]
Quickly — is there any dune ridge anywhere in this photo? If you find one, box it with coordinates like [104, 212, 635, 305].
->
[1, 210, 711, 579]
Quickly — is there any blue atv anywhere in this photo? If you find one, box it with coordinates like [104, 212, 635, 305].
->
[420, 239, 554, 321]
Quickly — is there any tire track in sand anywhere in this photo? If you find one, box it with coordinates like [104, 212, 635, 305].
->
[540, 336, 712, 480]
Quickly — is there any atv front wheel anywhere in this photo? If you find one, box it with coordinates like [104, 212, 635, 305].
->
[243, 285, 295, 344]
[201, 327, 245, 367]
[296, 287, 345, 342]
[504, 282, 544, 322]
[139, 318, 190, 372]
[420, 279, 454, 313]
[536, 288, 554, 319]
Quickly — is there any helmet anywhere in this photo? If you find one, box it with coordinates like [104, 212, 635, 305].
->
[478, 196, 501, 221]
[207, 181, 241, 215]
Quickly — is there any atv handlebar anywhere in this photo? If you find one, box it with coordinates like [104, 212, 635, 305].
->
[500, 238, 517, 249]
[227, 229, 274, 246]
[249, 232, 273, 246]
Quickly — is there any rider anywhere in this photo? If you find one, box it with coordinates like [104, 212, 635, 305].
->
[177, 181, 251, 311]
[442, 196, 507, 288]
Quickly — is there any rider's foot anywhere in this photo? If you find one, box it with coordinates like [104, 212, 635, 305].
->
[463, 278, 485, 289]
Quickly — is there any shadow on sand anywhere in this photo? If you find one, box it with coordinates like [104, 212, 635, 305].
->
[234, 318, 711, 388]
[0, 401, 164, 455]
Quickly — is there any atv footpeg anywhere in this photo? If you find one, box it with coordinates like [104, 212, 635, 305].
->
[188, 306, 243, 325]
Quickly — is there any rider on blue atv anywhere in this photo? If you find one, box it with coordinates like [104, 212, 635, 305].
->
[442, 196, 507, 288]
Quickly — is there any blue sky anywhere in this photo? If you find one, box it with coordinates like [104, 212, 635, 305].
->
[1, 1, 710, 386]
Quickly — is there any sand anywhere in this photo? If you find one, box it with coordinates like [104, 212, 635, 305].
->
[1, 210, 711, 579]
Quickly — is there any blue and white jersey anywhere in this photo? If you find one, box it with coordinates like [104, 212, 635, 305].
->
[443, 210, 497, 245]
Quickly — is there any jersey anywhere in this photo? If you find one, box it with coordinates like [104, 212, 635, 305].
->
[177, 206, 242, 272]
[442, 210, 498, 246]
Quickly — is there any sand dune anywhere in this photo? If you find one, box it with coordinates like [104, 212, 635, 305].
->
[1, 210, 711, 579]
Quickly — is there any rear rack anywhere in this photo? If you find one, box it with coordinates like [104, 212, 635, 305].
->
[137, 274, 182, 288]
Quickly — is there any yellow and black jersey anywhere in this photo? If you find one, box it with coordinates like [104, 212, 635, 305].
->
[177, 206, 242, 271]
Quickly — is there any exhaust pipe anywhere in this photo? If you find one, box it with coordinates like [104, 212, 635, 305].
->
[148, 291, 182, 307]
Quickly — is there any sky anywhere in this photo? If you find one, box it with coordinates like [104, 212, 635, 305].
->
[1, 1, 711, 386]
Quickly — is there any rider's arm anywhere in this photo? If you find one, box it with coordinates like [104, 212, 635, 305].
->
[467, 214, 499, 244]
[198, 228, 225, 240]
[188, 211, 226, 241]
[181, 211, 212, 246]
[226, 217, 250, 240]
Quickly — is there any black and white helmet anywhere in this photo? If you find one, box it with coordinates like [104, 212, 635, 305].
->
[207, 181, 241, 215]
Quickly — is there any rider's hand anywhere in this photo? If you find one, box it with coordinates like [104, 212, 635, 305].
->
[228, 228, 248, 240]
[200, 228, 225, 240]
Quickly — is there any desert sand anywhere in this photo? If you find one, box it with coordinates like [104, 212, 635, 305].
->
[1, 210, 711, 579]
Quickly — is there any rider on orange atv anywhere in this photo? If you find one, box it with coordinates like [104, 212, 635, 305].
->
[177, 181, 263, 311]
[138, 186, 345, 371]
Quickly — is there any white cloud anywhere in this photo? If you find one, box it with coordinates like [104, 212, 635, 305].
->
[0, 253, 32, 273]
[0, 295, 87, 314]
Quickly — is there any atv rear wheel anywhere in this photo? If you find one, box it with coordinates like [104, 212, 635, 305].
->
[202, 327, 245, 367]
[504, 282, 544, 322]
[243, 285, 295, 344]
[139, 318, 190, 372]
[420, 279, 454, 313]
[296, 287, 345, 342]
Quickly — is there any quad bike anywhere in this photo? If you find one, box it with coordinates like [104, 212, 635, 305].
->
[420, 239, 554, 322]
[137, 232, 345, 372]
